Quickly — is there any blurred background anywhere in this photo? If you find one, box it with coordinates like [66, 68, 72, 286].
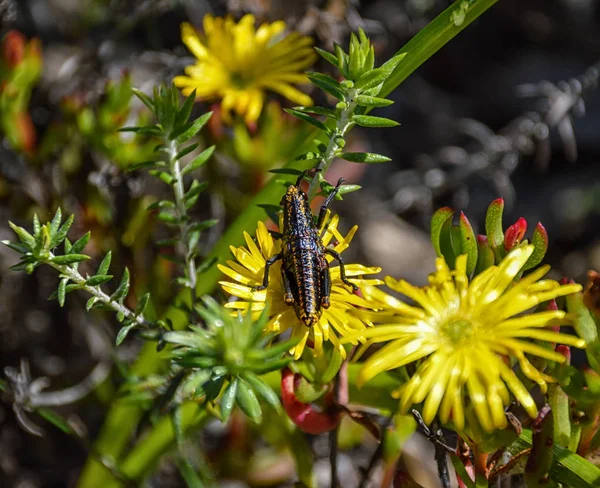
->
[1, 0, 600, 486]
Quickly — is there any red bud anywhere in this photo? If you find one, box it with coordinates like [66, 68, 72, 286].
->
[546, 300, 560, 333]
[555, 345, 571, 364]
[504, 217, 527, 250]
[281, 368, 340, 434]
[2, 30, 26, 67]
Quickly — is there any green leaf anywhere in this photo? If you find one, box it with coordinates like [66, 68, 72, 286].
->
[182, 146, 215, 176]
[430, 207, 454, 257]
[364, 45, 375, 73]
[196, 257, 217, 275]
[116, 323, 136, 346]
[339, 152, 391, 163]
[474, 236, 495, 275]
[336, 184, 361, 196]
[49, 208, 62, 241]
[189, 220, 218, 233]
[352, 115, 400, 128]
[549, 385, 571, 448]
[37, 407, 76, 435]
[485, 198, 505, 260]
[58, 278, 68, 307]
[347, 33, 362, 80]
[306, 72, 345, 100]
[52, 254, 90, 265]
[173, 112, 212, 143]
[450, 455, 475, 488]
[294, 152, 321, 161]
[320, 349, 344, 384]
[523, 222, 549, 271]
[127, 160, 164, 172]
[86, 296, 99, 311]
[458, 212, 478, 275]
[148, 170, 176, 186]
[176, 89, 196, 127]
[131, 87, 154, 111]
[71, 232, 91, 254]
[285, 109, 332, 135]
[155, 237, 178, 247]
[157, 212, 180, 225]
[314, 46, 340, 69]
[355, 95, 394, 107]
[175, 457, 205, 488]
[97, 251, 112, 276]
[135, 293, 151, 316]
[293, 105, 337, 119]
[33, 214, 41, 238]
[185, 181, 209, 201]
[146, 200, 175, 211]
[176, 142, 200, 161]
[118, 125, 162, 136]
[525, 406, 555, 488]
[52, 214, 74, 248]
[8, 222, 35, 249]
[236, 378, 262, 424]
[242, 372, 281, 411]
[566, 291, 597, 345]
[111, 268, 130, 303]
[354, 54, 407, 91]
[86, 275, 113, 286]
[220, 378, 238, 422]
[2, 240, 29, 253]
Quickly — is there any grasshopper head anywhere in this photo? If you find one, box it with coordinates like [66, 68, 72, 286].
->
[298, 310, 321, 328]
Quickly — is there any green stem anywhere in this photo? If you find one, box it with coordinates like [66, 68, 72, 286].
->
[48, 260, 145, 327]
[101, 402, 208, 487]
[78, 2, 500, 484]
[167, 139, 197, 297]
[307, 88, 358, 200]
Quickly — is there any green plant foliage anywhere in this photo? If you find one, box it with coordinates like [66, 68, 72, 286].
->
[122, 85, 216, 294]
[164, 298, 298, 423]
[2, 208, 152, 343]
[290, 28, 403, 199]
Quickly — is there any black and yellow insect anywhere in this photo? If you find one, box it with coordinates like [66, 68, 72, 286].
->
[254, 170, 357, 327]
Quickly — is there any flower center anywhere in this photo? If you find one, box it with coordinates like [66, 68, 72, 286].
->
[442, 318, 475, 344]
[229, 71, 251, 88]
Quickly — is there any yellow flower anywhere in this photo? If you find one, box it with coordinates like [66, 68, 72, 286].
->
[173, 14, 316, 124]
[218, 212, 386, 360]
[351, 245, 585, 433]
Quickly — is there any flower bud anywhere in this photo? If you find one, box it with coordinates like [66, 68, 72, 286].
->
[504, 217, 527, 250]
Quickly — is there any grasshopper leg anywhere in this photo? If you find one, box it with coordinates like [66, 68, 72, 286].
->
[325, 248, 358, 293]
[320, 264, 332, 309]
[252, 252, 282, 291]
[317, 177, 345, 230]
[282, 267, 294, 305]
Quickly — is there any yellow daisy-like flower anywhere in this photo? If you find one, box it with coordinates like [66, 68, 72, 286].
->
[218, 212, 386, 360]
[352, 245, 585, 433]
[174, 14, 316, 124]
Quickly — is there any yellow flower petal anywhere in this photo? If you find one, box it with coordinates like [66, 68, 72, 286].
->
[175, 14, 315, 124]
[355, 245, 585, 433]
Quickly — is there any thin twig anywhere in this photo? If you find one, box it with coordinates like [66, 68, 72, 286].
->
[358, 416, 393, 488]
[412, 411, 454, 488]
[330, 373, 341, 488]
[432, 419, 451, 488]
